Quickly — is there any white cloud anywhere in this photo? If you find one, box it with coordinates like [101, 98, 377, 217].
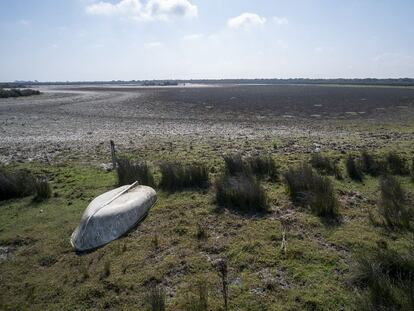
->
[86, 0, 197, 21]
[146, 0, 197, 20]
[273, 16, 288, 25]
[144, 41, 163, 48]
[181, 33, 203, 41]
[86, 0, 143, 17]
[227, 13, 266, 30]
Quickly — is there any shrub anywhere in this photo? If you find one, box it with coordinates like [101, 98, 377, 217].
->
[283, 164, 339, 219]
[117, 157, 154, 187]
[0, 169, 35, 201]
[33, 179, 52, 202]
[159, 162, 209, 192]
[346, 156, 363, 181]
[378, 175, 412, 230]
[146, 284, 166, 311]
[359, 150, 386, 176]
[215, 175, 268, 213]
[353, 247, 414, 310]
[386, 152, 409, 175]
[0, 88, 40, 98]
[310, 153, 343, 180]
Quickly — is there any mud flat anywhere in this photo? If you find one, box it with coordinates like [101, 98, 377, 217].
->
[1, 83, 414, 164]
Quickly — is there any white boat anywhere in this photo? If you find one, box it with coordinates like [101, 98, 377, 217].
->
[71, 182, 156, 251]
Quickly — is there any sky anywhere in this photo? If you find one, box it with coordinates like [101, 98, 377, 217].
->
[1, 0, 414, 81]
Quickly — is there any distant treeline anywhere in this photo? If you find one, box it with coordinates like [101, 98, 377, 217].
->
[0, 88, 41, 98]
[2, 78, 414, 87]
[142, 80, 178, 86]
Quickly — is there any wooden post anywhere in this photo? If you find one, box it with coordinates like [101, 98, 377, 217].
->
[110, 140, 117, 170]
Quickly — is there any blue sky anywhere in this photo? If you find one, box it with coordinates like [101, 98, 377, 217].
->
[1, 0, 413, 81]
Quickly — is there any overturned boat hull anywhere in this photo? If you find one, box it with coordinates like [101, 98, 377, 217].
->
[71, 184, 156, 251]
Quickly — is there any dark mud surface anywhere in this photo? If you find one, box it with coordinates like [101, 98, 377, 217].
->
[1, 84, 414, 164]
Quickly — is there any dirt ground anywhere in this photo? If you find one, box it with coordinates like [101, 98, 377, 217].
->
[1, 83, 414, 164]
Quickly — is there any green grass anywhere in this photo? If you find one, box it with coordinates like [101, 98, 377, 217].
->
[0, 142, 413, 310]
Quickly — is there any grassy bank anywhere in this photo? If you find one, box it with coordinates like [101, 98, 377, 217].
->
[0, 143, 413, 310]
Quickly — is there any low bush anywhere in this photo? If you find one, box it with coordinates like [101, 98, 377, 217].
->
[353, 246, 414, 310]
[378, 175, 412, 230]
[386, 152, 409, 175]
[283, 164, 339, 219]
[33, 179, 52, 202]
[215, 175, 268, 213]
[0, 88, 40, 98]
[359, 150, 386, 176]
[159, 162, 209, 191]
[117, 157, 155, 187]
[346, 156, 363, 181]
[0, 169, 36, 201]
[310, 153, 342, 179]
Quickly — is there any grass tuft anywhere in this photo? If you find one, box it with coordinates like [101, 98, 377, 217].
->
[386, 152, 409, 175]
[100, 260, 111, 280]
[283, 164, 339, 219]
[223, 153, 248, 176]
[33, 179, 52, 202]
[346, 156, 363, 182]
[159, 162, 209, 192]
[215, 174, 268, 213]
[0, 168, 35, 201]
[195, 223, 208, 241]
[359, 150, 386, 176]
[224, 153, 278, 181]
[146, 284, 166, 311]
[310, 153, 343, 180]
[117, 157, 155, 187]
[184, 282, 209, 311]
[411, 156, 414, 181]
[377, 175, 412, 230]
[246, 155, 279, 181]
[352, 246, 414, 310]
